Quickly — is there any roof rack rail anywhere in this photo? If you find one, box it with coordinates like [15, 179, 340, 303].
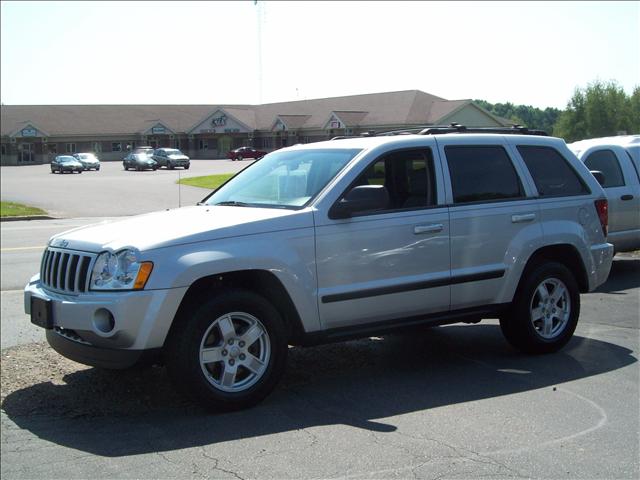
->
[331, 124, 548, 140]
[418, 123, 548, 136]
[331, 131, 378, 141]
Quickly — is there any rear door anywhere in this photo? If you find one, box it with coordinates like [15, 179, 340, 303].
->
[437, 138, 542, 309]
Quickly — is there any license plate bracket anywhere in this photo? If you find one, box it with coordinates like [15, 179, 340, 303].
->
[31, 297, 53, 329]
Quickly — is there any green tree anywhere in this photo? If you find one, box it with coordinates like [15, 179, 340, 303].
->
[554, 80, 638, 142]
[474, 100, 561, 133]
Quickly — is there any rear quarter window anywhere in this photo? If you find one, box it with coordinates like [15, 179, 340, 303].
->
[518, 146, 589, 197]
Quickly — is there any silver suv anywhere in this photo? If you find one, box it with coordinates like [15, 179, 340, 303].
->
[25, 126, 613, 411]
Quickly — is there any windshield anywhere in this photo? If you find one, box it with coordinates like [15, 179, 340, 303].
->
[58, 156, 76, 163]
[77, 154, 95, 160]
[165, 149, 182, 155]
[204, 148, 361, 209]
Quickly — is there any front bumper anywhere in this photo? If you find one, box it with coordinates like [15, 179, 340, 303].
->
[46, 328, 160, 369]
[24, 275, 188, 365]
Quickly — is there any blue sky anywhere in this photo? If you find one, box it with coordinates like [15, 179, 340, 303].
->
[1, 1, 638, 109]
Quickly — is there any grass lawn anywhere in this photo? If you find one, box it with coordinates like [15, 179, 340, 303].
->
[177, 174, 234, 190]
[0, 201, 47, 218]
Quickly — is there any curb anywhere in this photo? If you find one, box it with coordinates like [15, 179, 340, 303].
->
[0, 215, 56, 222]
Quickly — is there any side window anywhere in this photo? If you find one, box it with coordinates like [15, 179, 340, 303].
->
[351, 149, 436, 211]
[445, 146, 524, 204]
[518, 146, 589, 197]
[583, 150, 625, 188]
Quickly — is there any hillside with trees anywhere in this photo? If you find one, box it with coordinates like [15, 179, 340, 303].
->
[476, 80, 639, 142]
[474, 99, 561, 134]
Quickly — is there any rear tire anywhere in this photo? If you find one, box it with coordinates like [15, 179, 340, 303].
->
[500, 262, 579, 354]
[165, 289, 288, 411]
[237, 155, 243, 162]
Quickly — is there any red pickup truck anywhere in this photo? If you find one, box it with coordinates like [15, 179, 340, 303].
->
[227, 147, 267, 161]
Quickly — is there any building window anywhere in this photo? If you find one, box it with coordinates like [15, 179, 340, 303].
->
[112, 142, 122, 152]
[93, 142, 102, 153]
[1, 144, 6, 156]
[174, 139, 181, 149]
[66, 143, 76, 153]
[199, 139, 208, 150]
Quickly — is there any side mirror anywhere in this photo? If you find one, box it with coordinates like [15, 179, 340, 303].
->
[329, 185, 389, 219]
[590, 170, 606, 187]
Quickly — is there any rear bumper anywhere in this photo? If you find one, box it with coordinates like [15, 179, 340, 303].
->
[588, 242, 614, 290]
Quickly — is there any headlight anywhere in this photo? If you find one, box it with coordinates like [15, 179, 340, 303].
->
[90, 249, 153, 291]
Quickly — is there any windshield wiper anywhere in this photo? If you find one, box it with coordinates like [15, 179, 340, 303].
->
[213, 201, 251, 207]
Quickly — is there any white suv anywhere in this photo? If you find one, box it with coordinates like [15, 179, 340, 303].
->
[25, 126, 613, 411]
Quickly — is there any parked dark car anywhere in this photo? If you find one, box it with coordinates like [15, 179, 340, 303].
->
[73, 153, 101, 171]
[152, 148, 190, 169]
[227, 146, 267, 161]
[51, 155, 84, 174]
[123, 152, 158, 171]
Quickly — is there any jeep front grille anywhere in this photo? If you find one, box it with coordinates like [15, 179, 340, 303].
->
[40, 247, 95, 293]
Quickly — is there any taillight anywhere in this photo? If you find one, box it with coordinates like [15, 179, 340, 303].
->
[594, 199, 608, 237]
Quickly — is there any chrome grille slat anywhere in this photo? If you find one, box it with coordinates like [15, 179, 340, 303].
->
[39, 247, 96, 294]
[64, 254, 73, 291]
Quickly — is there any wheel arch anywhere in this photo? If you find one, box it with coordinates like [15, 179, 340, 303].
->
[519, 244, 589, 294]
[164, 269, 307, 349]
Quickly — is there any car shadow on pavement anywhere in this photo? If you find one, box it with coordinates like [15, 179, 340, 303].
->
[595, 257, 640, 294]
[2, 323, 636, 457]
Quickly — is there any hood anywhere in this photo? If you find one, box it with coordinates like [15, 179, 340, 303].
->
[168, 154, 189, 160]
[48, 205, 313, 253]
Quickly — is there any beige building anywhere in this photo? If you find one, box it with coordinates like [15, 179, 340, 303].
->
[0, 90, 510, 165]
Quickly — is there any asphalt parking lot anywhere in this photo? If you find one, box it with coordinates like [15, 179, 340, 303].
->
[0, 159, 251, 218]
[0, 161, 638, 479]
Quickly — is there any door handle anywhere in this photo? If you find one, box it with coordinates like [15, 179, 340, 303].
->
[512, 213, 536, 223]
[621, 194, 634, 201]
[414, 224, 443, 234]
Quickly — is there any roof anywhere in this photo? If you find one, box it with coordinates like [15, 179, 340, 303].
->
[1, 90, 508, 137]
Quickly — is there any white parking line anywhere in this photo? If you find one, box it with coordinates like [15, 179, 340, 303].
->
[1, 246, 45, 252]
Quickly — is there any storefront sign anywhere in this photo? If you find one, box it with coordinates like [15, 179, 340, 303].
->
[211, 115, 227, 127]
[151, 126, 166, 134]
[21, 127, 37, 137]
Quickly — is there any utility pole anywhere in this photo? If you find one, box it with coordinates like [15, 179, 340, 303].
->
[255, 0, 265, 104]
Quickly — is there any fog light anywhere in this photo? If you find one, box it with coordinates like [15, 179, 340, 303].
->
[94, 308, 115, 333]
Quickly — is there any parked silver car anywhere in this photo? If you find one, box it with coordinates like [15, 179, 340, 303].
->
[152, 148, 190, 169]
[26, 126, 613, 411]
[568, 135, 640, 253]
[73, 153, 101, 171]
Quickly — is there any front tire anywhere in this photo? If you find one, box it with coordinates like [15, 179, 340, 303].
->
[500, 262, 579, 354]
[166, 289, 288, 411]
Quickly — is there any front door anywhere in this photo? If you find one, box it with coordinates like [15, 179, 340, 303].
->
[18, 143, 34, 163]
[315, 147, 451, 329]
